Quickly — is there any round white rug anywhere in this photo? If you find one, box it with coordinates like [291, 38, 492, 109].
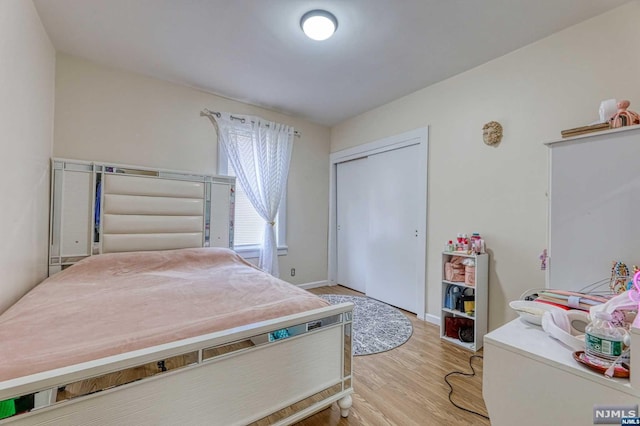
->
[320, 294, 413, 356]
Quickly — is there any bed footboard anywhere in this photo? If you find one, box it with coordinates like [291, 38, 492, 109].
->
[0, 303, 354, 426]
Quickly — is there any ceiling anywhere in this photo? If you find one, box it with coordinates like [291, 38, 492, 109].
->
[34, 0, 629, 126]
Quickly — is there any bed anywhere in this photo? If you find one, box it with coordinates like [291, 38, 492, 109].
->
[0, 159, 353, 425]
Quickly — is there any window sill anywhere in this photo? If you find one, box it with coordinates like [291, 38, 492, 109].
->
[234, 245, 288, 259]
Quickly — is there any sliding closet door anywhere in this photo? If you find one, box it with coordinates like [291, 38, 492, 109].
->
[366, 143, 421, 313]
[336, 157, 369, 293]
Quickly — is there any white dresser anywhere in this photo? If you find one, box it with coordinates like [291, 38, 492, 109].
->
[483, 319, 639, 426]
[483, 125, 640, 425]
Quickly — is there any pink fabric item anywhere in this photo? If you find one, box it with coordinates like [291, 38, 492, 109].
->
[464, 266, 475, 286]
[0, 248, 328, 382]
[445, 261, 465, 282]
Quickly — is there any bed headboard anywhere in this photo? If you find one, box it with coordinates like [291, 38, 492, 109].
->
[49, 158, 235, 275]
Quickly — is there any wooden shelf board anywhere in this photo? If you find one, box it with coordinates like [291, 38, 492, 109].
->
[441, 307, 475, 320]
[442, 280, 475, 290]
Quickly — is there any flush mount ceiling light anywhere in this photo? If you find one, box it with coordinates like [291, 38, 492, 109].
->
[300, 10, 338, 41]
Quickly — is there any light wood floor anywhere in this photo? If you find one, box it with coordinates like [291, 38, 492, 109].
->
[297, 286, 490, 426]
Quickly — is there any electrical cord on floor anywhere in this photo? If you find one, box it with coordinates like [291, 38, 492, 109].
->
[444, 354, 490, 421]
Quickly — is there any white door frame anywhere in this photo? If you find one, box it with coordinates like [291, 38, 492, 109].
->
[328, 127, 429, 320]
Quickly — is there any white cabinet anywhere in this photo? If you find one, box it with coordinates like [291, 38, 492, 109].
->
[484, 319, 638, 426]
[440, 252, 488, 351]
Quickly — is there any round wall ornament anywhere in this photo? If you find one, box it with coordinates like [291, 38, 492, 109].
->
[482, 121, 503, 146]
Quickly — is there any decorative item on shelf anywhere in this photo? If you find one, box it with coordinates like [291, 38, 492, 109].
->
[539, 249, 548, 271]
[561, 98, 617, 139]
[560, 122, 610, 138]
[599, 99, 618, 123]
[455, 233, 469, 252]
[470, 232, 485, 254]
[626, 266, 640, 291]
[445, 232, 486, 254]
[610, 261, 629, 294]
[482, 121, 503, 146]
[609, 100, 640, 128]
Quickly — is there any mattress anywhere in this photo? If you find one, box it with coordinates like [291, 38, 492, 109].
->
[0, 247, 328, 382]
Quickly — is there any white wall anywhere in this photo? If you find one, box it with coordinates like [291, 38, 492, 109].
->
[331, 2, 640, 330]
[0, 0, 55, 313]
[53, 54, 331, 286]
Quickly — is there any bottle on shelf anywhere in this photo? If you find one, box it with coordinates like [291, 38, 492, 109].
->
[471, 233, 485, 254]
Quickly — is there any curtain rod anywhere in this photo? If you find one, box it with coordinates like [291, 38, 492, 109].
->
[200, 109, 301, 137]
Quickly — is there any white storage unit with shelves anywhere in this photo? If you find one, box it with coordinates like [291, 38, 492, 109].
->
[440, 251, 488, 351]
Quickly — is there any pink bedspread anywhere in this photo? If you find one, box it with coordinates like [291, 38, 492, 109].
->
[0, 248, 328, 382]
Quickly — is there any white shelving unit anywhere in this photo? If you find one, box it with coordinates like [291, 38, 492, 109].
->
[440, 251, 488, 351]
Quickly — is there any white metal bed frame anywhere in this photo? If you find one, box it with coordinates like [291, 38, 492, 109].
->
[0, 159, 353, 425]
[48, 158, 239, 274]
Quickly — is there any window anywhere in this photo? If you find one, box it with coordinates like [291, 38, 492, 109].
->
[218, 150, 288, 258]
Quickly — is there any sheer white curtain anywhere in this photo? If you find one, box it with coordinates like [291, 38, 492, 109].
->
[207, 112, 294, 277]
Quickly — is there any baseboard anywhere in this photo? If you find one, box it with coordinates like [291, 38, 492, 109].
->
[424, 313, 440, 326]
[298, 280, 329, 289]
